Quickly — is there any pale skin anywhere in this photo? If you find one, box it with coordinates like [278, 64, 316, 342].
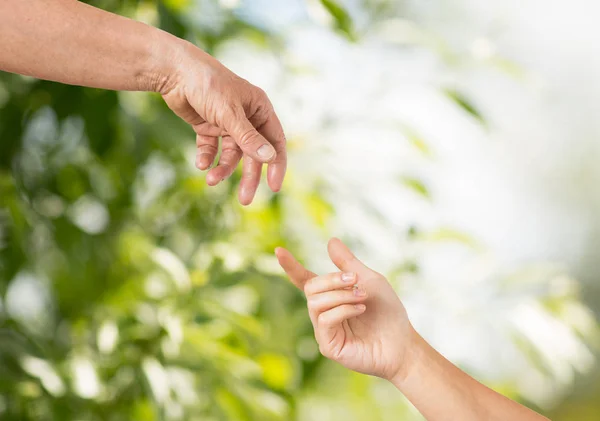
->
[276, 238, 551, 421]
[0, 0, 287, 205]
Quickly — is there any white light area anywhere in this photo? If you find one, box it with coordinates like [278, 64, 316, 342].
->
[97, 320, 119, 354]
[413, 0, 600, 275]
[216, 41, 282, 99]
[135, 153, 176, 210]
[254, 254, 286, 275]
[255, 390, 289, 416]
[142, 358, 169, 403]
[510, 301, 595, 406]
[136, 302, 159, 327]
[210, 242, 246, 271]
[21, 356, 66, 396]
[219, 285, 259, 315]
[167, 367, 198, 405]
[237, 0, 307, 30]
[217, 0, 600, 405]
[159, 308, 183, 357]
[159, 309, 184, 346]
[183, 0, 227, 34]
[165, 399, 184, 419]
[512, 301, 595, 378]
[151, 248, 191, 292]
[134, 2, 158, 25]
[470, 38, 495, 59]
[71, 356, 102, 399]
[145, 272, 170, 299]
[305, 0, 333, 27]
[220, 0, 239, 8]
[5, 272, 53, 332]
[68, 195, 110, 235]
[22, 106, 58, 147]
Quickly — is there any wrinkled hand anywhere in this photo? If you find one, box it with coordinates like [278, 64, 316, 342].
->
[275, 238, 416, 382]
[159, 42, 286, 205]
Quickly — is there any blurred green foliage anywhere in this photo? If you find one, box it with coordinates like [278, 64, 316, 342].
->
[0, 1, 324, 420]
[1, 1, 599, 420]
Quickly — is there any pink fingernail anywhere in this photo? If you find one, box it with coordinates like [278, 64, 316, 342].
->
[257, 144, 275, 159]
[354, 304, 366, 311]
[354, 288, 366, 297]
[341, 272, 355, 283]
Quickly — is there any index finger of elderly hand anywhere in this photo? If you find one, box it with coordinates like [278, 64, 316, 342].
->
[304, 272, 358, 296]
[259, 113, 287, 192]
[275, 247, 316, 290]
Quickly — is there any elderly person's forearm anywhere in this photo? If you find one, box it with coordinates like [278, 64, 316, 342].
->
[0, 0, 180, 92]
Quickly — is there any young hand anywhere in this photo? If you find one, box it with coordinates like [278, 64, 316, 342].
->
[275, 238, 416, 382]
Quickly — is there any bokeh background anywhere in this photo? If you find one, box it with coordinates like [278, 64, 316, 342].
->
[1, 0, 599, 420]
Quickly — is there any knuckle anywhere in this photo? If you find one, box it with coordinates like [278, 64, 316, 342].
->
[239, 128, 260, 146]
[306, 296, 317, 309]
[197, 144, 218, 154]
[303, 277, 317, 295]
[317, 312, 330, 326]
[217, 103, 241, 127]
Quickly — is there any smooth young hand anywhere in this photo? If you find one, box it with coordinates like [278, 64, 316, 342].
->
[276, 239, 550, 421]
[275, 238, 416, 382]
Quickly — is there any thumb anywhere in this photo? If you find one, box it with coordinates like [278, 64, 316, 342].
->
[327, 238, 376, 277]
[224, 108, 276, 163]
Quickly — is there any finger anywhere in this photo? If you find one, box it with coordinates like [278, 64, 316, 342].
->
[304, 272, 357, 296]
[258, 112, 287, 192]
[195, 135, 219, 170]
[206, 135, 242, 186]
[193, 122, 224, 138]
[275, 247, 316, 290]
[308, 288, 368, 316]
[238, 156, 262, 206]
[317, 304, 367, 330]
[223, 108, 276, 164]
[327, 238, 376, 277]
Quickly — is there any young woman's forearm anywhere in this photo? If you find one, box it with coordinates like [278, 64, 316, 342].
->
[393, 331, 550, 421]
[0, 0, 182, 92]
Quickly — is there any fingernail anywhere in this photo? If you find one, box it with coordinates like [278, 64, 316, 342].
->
[341, 272, 355, 283]
[257, 144, 275, 160]
[354, 288, 366, 297]
[354, 304, 366, 311]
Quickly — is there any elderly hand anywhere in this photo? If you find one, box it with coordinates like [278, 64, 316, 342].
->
[158, 42, 287, 205]
[0, 0, 286, 206]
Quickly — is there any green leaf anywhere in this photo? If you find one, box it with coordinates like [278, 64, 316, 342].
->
[320, 0, 356, 41]
[444, 89, 485, 125]
[400, 176, 430, 199]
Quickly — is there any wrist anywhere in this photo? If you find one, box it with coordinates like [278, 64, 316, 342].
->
[389, 326, 428, 390]
[137, 26, 187, 94]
